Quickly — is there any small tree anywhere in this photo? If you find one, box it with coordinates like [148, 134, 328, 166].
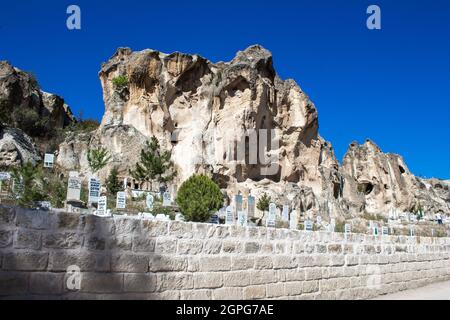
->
[106, 167, 123, 195]
[11, 162, 44, 208]
[87, 148, 111, 173]
[176, 175, 223, 222]
[257, 193, 271, 212]
[129, 136, 176, 190]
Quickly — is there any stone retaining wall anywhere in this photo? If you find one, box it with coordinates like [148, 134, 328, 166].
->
[1, 205, 450, 300]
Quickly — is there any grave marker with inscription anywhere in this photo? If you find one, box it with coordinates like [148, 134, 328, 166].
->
[88, 177, 101, 204]
[116, 191, 126, 209]
[267, 203, 277, 228]
[282, 205, 289, 222]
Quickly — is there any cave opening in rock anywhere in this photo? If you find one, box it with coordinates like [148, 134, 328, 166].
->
[399, 165, 406, 174]
[358, 182, 374, 195]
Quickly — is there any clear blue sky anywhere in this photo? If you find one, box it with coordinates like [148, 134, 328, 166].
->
[1, 0, 449, 179]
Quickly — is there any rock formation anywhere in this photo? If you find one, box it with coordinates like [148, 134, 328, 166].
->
[0, 126, 41, 167]
[2, 47, 448, 218]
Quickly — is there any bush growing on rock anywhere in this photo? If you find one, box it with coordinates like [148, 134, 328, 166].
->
[176, 174, 223, 222]
[257, 193, 271, 212]
[112, 75, 128, 89]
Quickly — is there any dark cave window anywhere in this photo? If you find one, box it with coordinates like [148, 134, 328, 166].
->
[399, 165, 406, 174]
[358, 182, 374, 195]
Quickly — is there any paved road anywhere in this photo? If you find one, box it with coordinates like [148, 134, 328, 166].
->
[374, 281, 450, 300]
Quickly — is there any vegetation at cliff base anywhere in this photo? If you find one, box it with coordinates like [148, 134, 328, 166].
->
[176, 174, 223, 222]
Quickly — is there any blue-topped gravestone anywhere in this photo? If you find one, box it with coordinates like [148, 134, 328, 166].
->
[247, 196, 255, 218]
[88, 177, 101, 204]
[237, 211, 248, 227]
[304, 220, 313, 231]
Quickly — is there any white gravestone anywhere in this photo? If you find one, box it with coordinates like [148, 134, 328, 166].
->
[317, 216, 322, 225]
[0, 172, 11, 181]
[237, 211, 248, 227]
[175, 213, 185, 222]
[410, 228, 415, 237]
[67, 175, 81, 201]
[373, 226, 379, 236]
[289, 210, 298, 230]
[146, 193, 154, 211]
[225, 206, 234, 225]
[282, 205, 289, 222]
[44, 153, 55, 168]
[304, 220, 313, 231]
[267, 203, 277, 228]
[116, 191, 126, 209]
[88, 177, 101, 204]
[382, 226, 389, 236]
[247, 196, 255, 218]
[97, 196, 108, 216]
[163, 192, 171, 207]
[345, 224, 352, 234]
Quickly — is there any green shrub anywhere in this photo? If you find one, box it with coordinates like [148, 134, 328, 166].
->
[106, 167, 123, 195]
[112, 75, 128, 89]
[176, 174, 223, 222]
[257, 193, 271, 212]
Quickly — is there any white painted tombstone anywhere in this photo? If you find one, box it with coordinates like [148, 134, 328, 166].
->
[163, 191, 171, 207]
[37, 201, 52, 210]
[116, 191, 126, 209]
[175, 213, 185, 222]
[225, 206, 234, 225]
[282, 205, 289, 222]
[410, 228, 415, 237]
[247, 196, 255, 218]
[88, 177, 101, 204]
[156, 214, 170, 221]
[331, 218, 336, 231]
[44, 153, 55, 168]
[327, 223, 334, 232]
[317, 216, 322, 225]
[289, 210, 298, 230]
[0, 172, 11, 181]
[267, 203, 277, 228]
[67, 174, 81, 201]
[345, 224, 352, 234]
[304, 220, 313, 231]
[146, 193, 154, 211]
[237, 211, 248, 227]
[382, 226, 389, 236]
[97, 196, 108, 216]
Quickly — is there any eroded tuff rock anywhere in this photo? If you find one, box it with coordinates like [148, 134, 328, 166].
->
[56, 45, 449, 218]
[0, 61, 75, 132]
[0, 126, 40, 167]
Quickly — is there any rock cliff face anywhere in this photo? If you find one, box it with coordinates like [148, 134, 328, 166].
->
[55, 45, 449, 217]
[0, 61, 75, 131]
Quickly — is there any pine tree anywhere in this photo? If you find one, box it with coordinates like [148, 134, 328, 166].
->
[87, 148, 111, 173]
[257, 193, 271, 212]
[129, 136, 176, 190]
[176, 174, 223, 222]
[106, 167, 123, 195]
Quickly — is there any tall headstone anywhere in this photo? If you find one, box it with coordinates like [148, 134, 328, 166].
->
[146, 193, 154, 211]
[116, 191, 126, 209]
[67, 173, 81, 201]
[289, 210, 298, 230]
[237, 211, 248, 227]
[163, 191, 171, 207]
[97, 196, 107, 216]
[88, 177, 101, 204]
[382, 226, 389, 236]
[225, 206, 234, 225]
[235, 195, 243, 213]
[267, 203, 277, 228]
[247, 196, 255, 218]
[282, 205, 289, 222]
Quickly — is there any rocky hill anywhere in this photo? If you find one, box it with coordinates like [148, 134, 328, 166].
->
[2, 46, 449, 218]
